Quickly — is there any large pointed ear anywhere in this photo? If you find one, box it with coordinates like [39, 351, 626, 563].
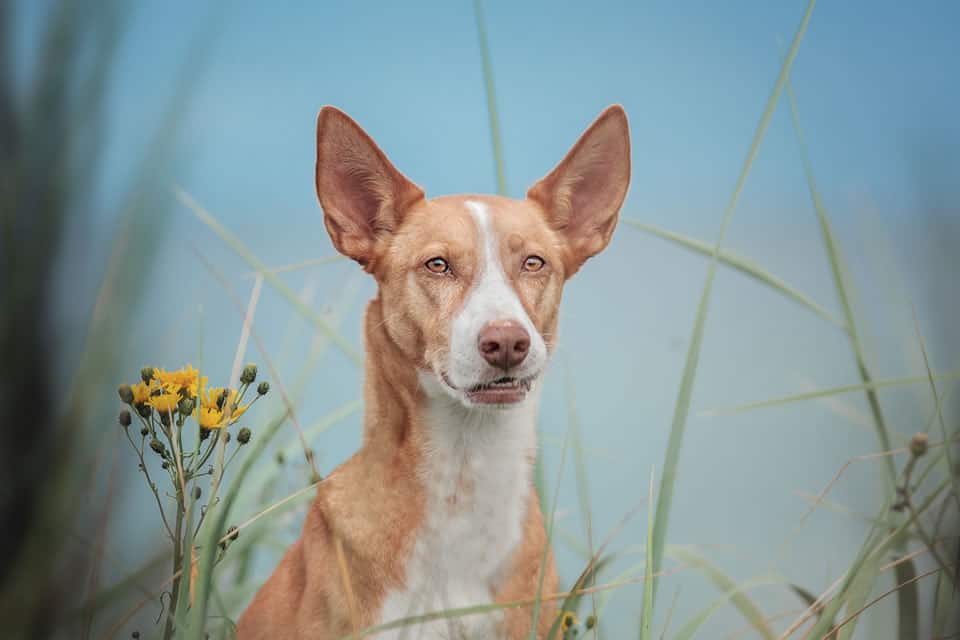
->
[526, 105, 630, 276]
[315, 106, 425, 268]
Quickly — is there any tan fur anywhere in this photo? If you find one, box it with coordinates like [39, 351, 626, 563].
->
[237, 105, 630, 639]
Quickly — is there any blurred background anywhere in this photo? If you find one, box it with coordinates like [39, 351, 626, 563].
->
[2, 0, 958, 637]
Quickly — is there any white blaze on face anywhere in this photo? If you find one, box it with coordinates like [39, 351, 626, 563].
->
[444, 200, 547, 390]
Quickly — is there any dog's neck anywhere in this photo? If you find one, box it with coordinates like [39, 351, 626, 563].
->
[360, 297, 539, 629]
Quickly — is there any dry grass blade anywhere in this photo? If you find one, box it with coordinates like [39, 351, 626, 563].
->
[193, 246, 320, 480]
[822, 564, 949, 639]
[243, 254, 346, 278]
[344, 565, 691, 640]
[176, 187, 362, 365]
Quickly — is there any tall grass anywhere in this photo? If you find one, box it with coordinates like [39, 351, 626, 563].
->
[19, 0, 959, 638]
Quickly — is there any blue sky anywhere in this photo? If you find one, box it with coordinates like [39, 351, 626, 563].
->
[18, 1, 959, 636]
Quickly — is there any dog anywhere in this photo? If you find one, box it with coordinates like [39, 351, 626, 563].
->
[237, 104, 630, 639]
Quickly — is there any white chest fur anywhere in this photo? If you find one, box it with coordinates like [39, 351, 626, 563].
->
[377, 391, 539, 639]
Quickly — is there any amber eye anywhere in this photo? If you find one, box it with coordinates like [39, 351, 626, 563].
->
[522, 255, 545, 272]
[425, 257, 449, 274]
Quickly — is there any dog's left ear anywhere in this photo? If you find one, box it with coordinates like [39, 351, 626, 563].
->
[315, 106, 425, 269]
[527, 105, 630, 277]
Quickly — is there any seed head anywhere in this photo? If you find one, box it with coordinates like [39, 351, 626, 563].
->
[178, 396, 195, 417]
[118, 384, 134, 404]
[240, 363, 258, 385]
[910, 432, 929, 458]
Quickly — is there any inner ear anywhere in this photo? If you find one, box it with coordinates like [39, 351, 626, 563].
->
[315, 107, 424, 268]
[526, 105, 631, 276]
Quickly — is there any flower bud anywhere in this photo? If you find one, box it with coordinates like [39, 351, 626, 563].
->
[257, 381, 270, 396]
[227, 525, 239, 541]
[225, 431, 231, 443]
[159, 411, 171, 427]
[910, 432, 929, 458]
[140, 367, 154, 383]
[240, 363, 258, 385]
[585, 615, 596, 629]
[140, 426, 149, 436]
[237, 427, 251, 445]
[162, 461, 169, 470]
[309, 471, 322, 485]
[118, 384, 134, 404]
[132, 632, 140, 639]
[149, 439, 165, 456]
[193, 486, 202, 500]
[119, 410, 132, 427]
[178, 397, 195, 417]
[199, 427, 211, 441]
[137, 404, 152, 418]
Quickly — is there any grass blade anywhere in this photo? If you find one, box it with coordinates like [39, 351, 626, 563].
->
[640, 469, 655, 640]
[472, 0, 508, 196]
[910, 307, 960, 512]
[648, 0, 817, 610]
[530, 425, 571, 637]
[893, 558, 918, 640]
[835, 546, 881, 640]
[785, 72, 895, 486]
[671, 576, 780, 640]
[564, 365, 599, 633]
[669, 547, 777, 640]
[621, 219, 845, 331]
[701, 372, 960, 417]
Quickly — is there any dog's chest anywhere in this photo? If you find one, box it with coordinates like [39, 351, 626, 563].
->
[377, 405, 536, 639]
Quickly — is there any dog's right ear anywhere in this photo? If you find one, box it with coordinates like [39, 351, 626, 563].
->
[315, 107, 425, 268]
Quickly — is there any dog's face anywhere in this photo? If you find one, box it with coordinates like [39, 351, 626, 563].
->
[315, 106, 630, 408]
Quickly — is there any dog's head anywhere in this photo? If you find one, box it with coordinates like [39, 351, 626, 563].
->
[316, 106, 630, 408]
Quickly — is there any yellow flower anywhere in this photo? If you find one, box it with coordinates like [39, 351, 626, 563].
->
[560, 611, 578, 632]
[197, 405, 224, 429]
[195, 386, 249, 429]
[154, 365, 203, 398]
[131, 381, 153, 405]
[147, 388, 180, 413]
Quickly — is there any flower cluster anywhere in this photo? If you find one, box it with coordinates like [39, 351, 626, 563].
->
[116, 363, 269, 638]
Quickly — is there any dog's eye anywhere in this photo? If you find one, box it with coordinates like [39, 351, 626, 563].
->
[424, 257, 449, 274]
[522, 255, 545, 272]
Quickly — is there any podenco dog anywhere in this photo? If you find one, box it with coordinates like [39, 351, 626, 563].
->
[237, 104, 630, 639]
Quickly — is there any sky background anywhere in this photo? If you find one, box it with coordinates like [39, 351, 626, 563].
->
[17, 0, 960, 637]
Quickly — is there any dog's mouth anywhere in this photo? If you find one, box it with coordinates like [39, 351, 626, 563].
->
[441, 373, 536, 405]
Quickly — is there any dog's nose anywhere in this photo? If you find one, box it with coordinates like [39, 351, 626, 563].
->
[478, 320, 530, 371]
